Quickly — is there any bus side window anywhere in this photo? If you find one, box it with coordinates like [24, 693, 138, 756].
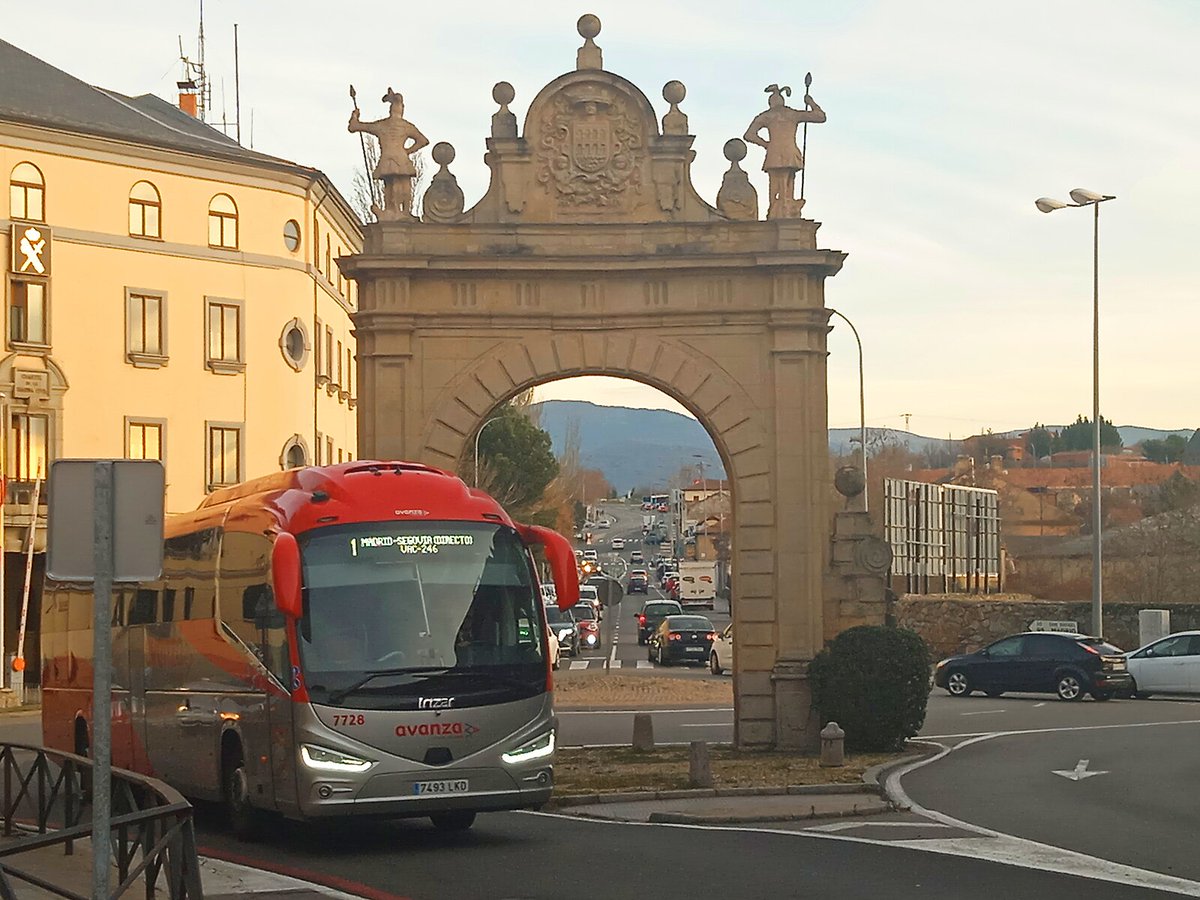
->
[220, 531, 290, 686]
[129, 589, 156, 626]
[183, 587, 195, 620]
[161, 589, 177, 622]
[112, 590, 126, 626]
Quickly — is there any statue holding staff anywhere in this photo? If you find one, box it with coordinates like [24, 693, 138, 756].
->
[348, 87, 430, 220]
[743, 83, 825, 218]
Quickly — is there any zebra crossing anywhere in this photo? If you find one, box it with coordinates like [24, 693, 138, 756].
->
[568, 658, 654, 671]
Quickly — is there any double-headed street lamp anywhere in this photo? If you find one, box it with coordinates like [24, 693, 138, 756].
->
[1035, 188, 1115, 636]
[473, 416, 504, 487]
[828, 309, 867, 513]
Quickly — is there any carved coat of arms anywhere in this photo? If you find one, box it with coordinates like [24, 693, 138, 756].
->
[536, 84, 644, 207]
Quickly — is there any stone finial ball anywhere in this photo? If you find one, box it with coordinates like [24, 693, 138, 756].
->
[577, 13, 602, 39]
[662, 80, 686, 105]
[431, 142, 456, 166]
[834, 465, 866, 498]
[492, 81, 515, 106]
[723, 138, 748, 162]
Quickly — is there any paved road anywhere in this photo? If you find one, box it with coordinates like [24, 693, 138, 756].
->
[195, 804, 1192, 900]
[575, 501, 730, 675]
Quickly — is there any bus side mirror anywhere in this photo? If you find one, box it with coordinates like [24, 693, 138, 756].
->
[516, 523, 580, 611]
[272, 532, 303, 619]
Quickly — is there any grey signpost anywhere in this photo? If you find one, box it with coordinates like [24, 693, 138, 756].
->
[46, 460, 164, 900]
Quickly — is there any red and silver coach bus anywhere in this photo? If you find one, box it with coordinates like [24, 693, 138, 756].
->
[41, 461, 578, 836]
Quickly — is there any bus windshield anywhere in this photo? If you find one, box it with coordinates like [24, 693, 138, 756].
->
[298, 522, 546, 707]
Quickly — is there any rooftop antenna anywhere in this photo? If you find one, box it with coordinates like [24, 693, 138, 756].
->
[234, 23, 242, 144]
[175, 0, 208, 121]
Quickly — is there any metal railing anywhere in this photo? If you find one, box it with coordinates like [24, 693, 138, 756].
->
[0, 742, 203, 899]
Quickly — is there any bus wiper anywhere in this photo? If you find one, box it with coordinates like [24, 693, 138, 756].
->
[327, 666, 447, 704]
[428, 667, 539, 692]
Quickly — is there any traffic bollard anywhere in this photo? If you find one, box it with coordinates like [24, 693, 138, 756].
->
[632, 713, 655, 752]
[689, 741, 713, 788]
[820, 721, 845, 767]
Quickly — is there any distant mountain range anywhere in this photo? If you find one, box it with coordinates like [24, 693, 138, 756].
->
[533, 401, 1195, 493]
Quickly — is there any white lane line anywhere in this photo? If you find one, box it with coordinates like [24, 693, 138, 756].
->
[609, 660, 622, 669]
[1033, 702, 1046, 708]
[959, 709, 1006, 717]
[805, 821, 953, 833]
[570, 660, 589, 671]
[920, 717, 1200, 742]
[519, 812, 1200, 897]
[636, 660, 653, 669]
[679, 723, 733, 729]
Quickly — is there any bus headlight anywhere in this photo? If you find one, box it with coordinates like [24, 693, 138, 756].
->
[300, 744, 374, 773]
[501, 730, 555, 766]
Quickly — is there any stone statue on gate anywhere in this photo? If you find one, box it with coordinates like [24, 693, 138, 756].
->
[349, 87, 430, 220]
[743, 83, 825, 219]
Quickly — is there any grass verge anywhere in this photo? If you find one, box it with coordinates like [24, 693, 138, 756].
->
[553, 675, 733, 708]
[553, 746, 897, 795]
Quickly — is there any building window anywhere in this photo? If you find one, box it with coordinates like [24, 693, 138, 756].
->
[206, 422, 243, 489]
[325, 235, 331, 277]
[8, 278, 47, 346]
[313, 215, 320, 271]
[336, 340, 343, 387]
[205, 298, 244, 374]
[279, 317, 309, 371]
[314, 317, 325, 382]
[283, 219, 301, 253]
[208, 193, 238, 249]
[280, 435, 308, 470]
[9, 413, 48, 480]
[127, 419, 164, 461]
[126, 289, 167, 366]
[129, 181, 161, 238]
[10, 162, 45, 222]
[326, 436, 333, 465]
[324, 326, 333, 380]
[315, 431, 323, 464]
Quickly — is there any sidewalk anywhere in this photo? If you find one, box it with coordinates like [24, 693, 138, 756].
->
[556, 786, 893, 825]
[0, 837, 359, 899]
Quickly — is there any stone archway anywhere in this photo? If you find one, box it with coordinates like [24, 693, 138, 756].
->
[343, 16, 847, 749]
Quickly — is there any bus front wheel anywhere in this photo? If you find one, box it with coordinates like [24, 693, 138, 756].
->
[222, 737, 263, 841]
[430, 810, 476, 831]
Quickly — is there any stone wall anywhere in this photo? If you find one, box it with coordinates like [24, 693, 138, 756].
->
[896, 596, 1200, 658]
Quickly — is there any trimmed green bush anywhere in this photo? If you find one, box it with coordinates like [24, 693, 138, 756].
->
[810, 625, 932, 752]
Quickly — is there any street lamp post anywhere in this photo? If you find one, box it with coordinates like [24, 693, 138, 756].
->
[828, 309, 867, 512]
[1035, 188, 1115, 636]
[473, 416, 504, 487]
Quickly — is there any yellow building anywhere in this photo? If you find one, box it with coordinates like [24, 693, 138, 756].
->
[0, 38, 361, 682]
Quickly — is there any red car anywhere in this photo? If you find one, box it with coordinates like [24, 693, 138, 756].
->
[571, 604, 602, 653]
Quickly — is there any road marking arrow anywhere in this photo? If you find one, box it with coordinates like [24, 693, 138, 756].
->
[1052, 759, 1109, 781]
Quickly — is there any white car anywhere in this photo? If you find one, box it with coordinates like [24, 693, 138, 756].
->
[582, 549, 598, 561]
[578, 584, 602, 619]
[546, 627, 561, 670]
[709, 623, 733, 675]
[1125, 631, 1200, 697]
[611, 537, 626, 550]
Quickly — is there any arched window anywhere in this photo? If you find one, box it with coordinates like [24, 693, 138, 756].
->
[208, 193, 238, 249]
[129, 181, 161, 238]
[10, 162, 45, 222]
[280, 435, 309, 470]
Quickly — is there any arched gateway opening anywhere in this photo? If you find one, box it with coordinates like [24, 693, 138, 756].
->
[342, 16, 849, 749]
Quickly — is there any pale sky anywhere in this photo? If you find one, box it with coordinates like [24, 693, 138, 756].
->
[9, 1, 1198, 438]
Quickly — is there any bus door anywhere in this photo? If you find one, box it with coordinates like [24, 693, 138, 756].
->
[120, 587, 156, 774]
[219, 530, 292, 813]
[256, 596, 297, 816]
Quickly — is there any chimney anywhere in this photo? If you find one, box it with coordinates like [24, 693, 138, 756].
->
[990, 454, 1004, 473]
[177, 79, 199, 118]
[953, 454, 972, 477]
